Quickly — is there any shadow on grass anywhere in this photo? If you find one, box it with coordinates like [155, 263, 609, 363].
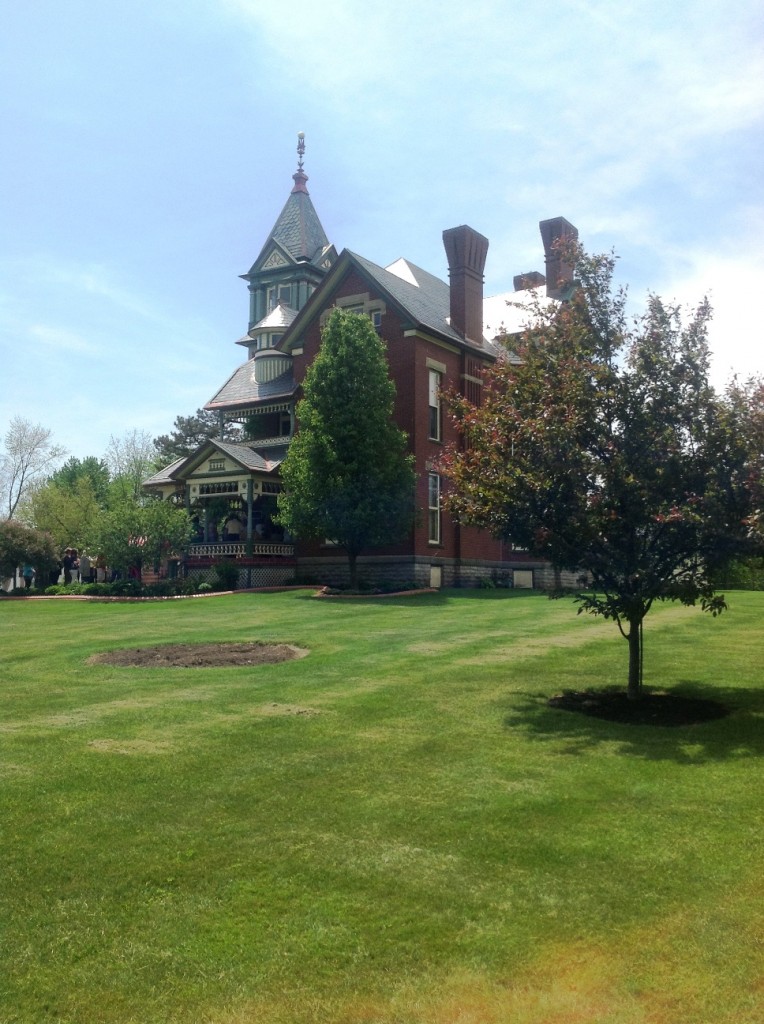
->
[503, 682, 764, 764]
[293, 588, 537, 605]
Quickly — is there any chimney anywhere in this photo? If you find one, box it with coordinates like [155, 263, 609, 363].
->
[513, 270, 546, 291]
[442, 225, 489, 345]
[539, 217, 578, 299]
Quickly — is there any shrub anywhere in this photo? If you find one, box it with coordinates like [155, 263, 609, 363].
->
[212, 561, 240, 591]
[109, 579, 142, 597]
[197, 582, 213, 593]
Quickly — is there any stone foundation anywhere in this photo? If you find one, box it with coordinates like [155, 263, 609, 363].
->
[294, 555, 582, 591]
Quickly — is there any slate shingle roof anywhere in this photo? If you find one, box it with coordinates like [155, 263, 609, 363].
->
[210, 440, 289, 473]
[142, 457, 187, 487]
[251, 191, 330, 270]
[347, 251, 498, 356]
[205, 364, 296, 410]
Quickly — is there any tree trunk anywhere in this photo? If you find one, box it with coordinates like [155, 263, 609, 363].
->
[627, 621, 642, 701]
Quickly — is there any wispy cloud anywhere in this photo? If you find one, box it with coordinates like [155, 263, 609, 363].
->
[28, 324, 101, 355]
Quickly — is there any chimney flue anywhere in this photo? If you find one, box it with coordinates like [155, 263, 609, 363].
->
[442, 225, 489, 345]
[539, 217, 578, 299]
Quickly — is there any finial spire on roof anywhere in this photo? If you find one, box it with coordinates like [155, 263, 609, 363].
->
[291, 131, 309, 194]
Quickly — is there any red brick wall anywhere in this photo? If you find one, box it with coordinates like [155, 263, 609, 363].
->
[288, 267, 508, 565]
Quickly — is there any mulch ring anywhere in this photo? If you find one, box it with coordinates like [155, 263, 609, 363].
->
[87, 642, 308, 668]
[547, 688, 730, 727]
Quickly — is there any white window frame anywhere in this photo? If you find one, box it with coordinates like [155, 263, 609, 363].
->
[428, 473, 441, 545]
[428, 368, 442, 441]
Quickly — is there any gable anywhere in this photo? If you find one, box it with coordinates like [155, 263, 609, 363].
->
[261, 248, 291, 270]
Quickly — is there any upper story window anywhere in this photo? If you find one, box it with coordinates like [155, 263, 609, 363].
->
[323, 293, 387, 331]
[208, 459, 225, 472]
[428, 369, 442, 441]
[267, 285, 292, 311]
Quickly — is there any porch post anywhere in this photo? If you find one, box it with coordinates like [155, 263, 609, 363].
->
[246, 479, 254, 543]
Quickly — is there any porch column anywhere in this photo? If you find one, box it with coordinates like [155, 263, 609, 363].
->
[246, 479, 254, 542]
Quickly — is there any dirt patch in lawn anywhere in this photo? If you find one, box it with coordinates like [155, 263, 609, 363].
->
[548, 688, 730, 727]
[88, 642, 308, 668]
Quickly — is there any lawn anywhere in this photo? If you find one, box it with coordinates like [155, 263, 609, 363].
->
[1, 589, 762, 1024]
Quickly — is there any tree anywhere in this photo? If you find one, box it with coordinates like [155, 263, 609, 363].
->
[441, 244, 754, 700]
[139, 499, 194, 573]
[49, 455, 111, 506]
[0, 519, 58, 586]
[724, 375, 764, 538]
[277, 309, 416, 589]
[23, 476, 103, 552]
[88, 501, 143, 578]
[89, 499, 192, 578]
[0, 417, 66, 519]
[153, 409, 225, 465]
[105, 430, 156, 505]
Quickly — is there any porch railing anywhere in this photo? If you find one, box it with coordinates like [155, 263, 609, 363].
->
[188, 542, 295, 558]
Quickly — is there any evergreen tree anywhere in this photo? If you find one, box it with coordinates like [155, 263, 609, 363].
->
[278, 309, 416, 589]
[153, 409, 223, 465]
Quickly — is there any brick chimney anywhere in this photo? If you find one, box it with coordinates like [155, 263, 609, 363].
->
[442, 225, 489, 345]
[513, 270, 546, 291]
[539, 217, 578, 299]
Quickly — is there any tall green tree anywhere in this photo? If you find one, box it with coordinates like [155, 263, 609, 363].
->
[277, 309, 416, 589]
[24, 476, 103, 552]
[442, 244, 754, 699]
[153, 409, 227, 465]
[724, 374, 763, 539]
[49, 456, 111, 506]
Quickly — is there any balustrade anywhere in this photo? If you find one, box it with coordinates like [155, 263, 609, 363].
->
[188, 542, 294, 558]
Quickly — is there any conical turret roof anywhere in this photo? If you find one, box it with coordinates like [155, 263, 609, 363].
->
[248, 134, 330, 271]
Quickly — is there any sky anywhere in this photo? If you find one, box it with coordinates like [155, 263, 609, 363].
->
[2, 0, 762, 463]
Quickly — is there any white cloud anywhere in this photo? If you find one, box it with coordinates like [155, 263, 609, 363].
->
[29, 324, 101, 355]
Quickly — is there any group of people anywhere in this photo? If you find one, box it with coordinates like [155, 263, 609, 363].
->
[59, 549, 110, 585]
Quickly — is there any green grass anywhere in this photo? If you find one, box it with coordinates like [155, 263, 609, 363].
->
[1, 590, 762, 1024]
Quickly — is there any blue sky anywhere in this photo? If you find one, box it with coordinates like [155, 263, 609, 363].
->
[2, 0, 762, 461]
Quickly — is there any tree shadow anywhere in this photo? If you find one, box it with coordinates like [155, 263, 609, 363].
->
[502, 681, 764, 764]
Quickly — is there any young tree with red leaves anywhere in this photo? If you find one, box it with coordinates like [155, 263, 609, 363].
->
[441, 245, 755, 700]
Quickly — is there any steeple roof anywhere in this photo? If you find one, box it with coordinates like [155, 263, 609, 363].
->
[247, 134, 330, 272]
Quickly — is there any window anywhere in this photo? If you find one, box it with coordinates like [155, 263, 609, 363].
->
[209, 459, 225, 471]
[428, 473, 441, 544]
[428, 369, 442, 441]
[325, 294, 386, 330]
[267, 285, 292, 311]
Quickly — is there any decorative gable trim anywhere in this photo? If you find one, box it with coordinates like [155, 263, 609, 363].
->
[262, 249, 289, 269]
